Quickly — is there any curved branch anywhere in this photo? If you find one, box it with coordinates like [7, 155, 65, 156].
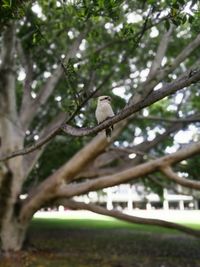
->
[161, 166, 200, 190]
[19, 122, 127, 223]
[1, 68, 200, 162]
[0, 127, 61, 162]
[23, 112, 66, 177]
[61, 69, 200, 136]
[55, 199, 200, 238]
[0, 70, 112, 162]
[19, 140, 200, 223]
[55, 142, 200, 199]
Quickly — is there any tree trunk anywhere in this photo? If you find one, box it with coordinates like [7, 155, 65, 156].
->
[0, 23, 28, 253]
[0, 129, 27, 253]
[1, 217, 27, 253]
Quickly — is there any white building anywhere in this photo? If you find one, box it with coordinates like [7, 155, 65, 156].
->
[73, 183, 199, 211]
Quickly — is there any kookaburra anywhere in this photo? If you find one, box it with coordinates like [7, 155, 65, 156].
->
[95, 95, 114, 140]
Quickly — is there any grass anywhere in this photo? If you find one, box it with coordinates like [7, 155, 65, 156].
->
[31, 217, 179, 233]
[31, 211, 200, 233]
[1, 215, 200, 267]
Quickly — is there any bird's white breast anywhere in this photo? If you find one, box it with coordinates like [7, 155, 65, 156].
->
[95, 101, 114, 123]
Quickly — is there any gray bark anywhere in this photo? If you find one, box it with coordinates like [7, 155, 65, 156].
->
[0, 24, 27, 252]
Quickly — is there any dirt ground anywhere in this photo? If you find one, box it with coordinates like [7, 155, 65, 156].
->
[1, 227, 200, 267]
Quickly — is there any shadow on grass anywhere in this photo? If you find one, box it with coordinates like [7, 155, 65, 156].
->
[1, 217, 200, 267]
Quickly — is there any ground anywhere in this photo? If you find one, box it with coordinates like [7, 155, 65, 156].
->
[1, 211, 200, 267]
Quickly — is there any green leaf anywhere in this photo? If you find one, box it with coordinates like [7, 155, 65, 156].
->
[147, 0, 156, 4]
[182, 15, 187, 24]
[188, 15, 194, 24]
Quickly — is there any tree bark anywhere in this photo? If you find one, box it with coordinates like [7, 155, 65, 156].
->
[0, 24, 27, 253]
[1, 219, 28, 253]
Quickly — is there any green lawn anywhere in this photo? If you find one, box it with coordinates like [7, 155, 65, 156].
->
[31, 214, 200, 233]
[1, 216, 200, 267]
[31, 217, 177, 233]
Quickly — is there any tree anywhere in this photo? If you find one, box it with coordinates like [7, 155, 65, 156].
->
[0, 0, 200, 254]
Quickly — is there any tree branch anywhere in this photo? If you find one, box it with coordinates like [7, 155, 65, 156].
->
[53, 142, 200, 201]
[61, 69, 200, 136]
[20, 26, 89, 129]
[0, 23, 17, 118]
[149, 175, 200, 199]
[19, 136, 200, 223]
[75, 116, 192, 180]
[131, 32, 200, 105]
[19, 121, 127, 223]
[149, 25, 174, 77]
[1, 68, 200, 162]
[16, 38, 33, 101]
[80, 12, 171, 62]
[135, 114, 200, 123]
[0, 126, 61, 161]
[161, 166, 200, 190]
[54, 199, 200, 238]
[23, 112, 67, 177]
[170, 32, 200, 71]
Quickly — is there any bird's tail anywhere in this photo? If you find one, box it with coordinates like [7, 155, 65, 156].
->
[105, 125, 113, 142]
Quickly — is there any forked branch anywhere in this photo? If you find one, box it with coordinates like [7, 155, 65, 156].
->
[19, 140, 200, 223]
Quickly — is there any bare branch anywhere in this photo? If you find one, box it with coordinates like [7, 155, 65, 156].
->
[36, 28, 89, 107]
[131, 33, 200, 105]
[61, 69, 200, 136]
[20, 27, 89, 129]
[0, 23, 17, 118]
[0, 71, 112, 162]
[77, 121, 187, 179]
[161, 166, 200, 190]
[19, 121, 127, 222]
[55, 199, 200, 238]
[135, 114, 200, 123]
[19, 137, 200, 223]
[80, 13, 171, 62]
[171, 33, 200, 71]
[16, 39, 34, 119]
[23, 112, 66, 177]
[149, 175, 200, 199]
[1, 68, 200, 161]
[0, 126, 61, 162]
[134, 122, 184, 153]
[88, 116, 195, 178]
[54, 142, 200, 199]
[149, 25, 174, 77]
[91, 117, 193, 176]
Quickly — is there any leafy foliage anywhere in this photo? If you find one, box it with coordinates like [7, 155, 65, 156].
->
[1, 0, 200, 199]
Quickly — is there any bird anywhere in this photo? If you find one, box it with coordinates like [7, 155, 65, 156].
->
[95, 95, 114, 140]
